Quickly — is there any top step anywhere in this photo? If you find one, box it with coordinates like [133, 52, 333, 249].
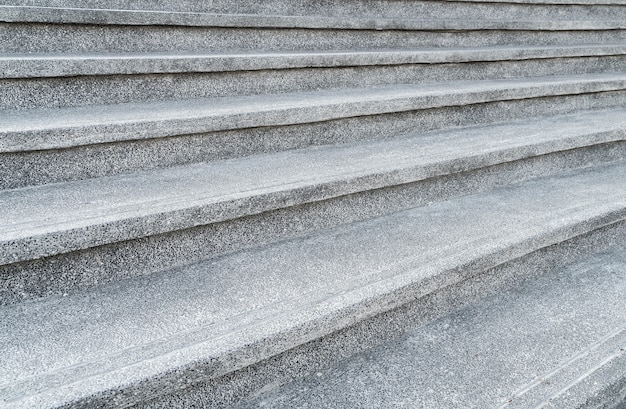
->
[2, 0, 626, 21]
[2, 6, 625, 54]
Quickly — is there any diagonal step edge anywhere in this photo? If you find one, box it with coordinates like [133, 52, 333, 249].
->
[1, 6, 625, 31]
[1, 163, 625, 408]
[2, 73, 626, 152]
[0, 108, 624, 265]
[2, 44, 626, 79]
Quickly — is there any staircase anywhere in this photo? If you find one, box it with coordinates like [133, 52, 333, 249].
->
[1, 1, 625, 408]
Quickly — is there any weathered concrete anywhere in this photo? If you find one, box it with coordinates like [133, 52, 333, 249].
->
[1, 1, 625, 407]
[1, 108, 624, 303]
[232, 228, 626, 409]
[1, 162, 625, 408]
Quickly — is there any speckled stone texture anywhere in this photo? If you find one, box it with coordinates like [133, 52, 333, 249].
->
[140, 221, 626, 409]
[1, 1, 626, 408]
[2, 21, 626, 54]
[230, 226, 626, 409]
[5, 75, 625, 150]
[3, 91, 625, 190]
[1, 1, 626, 21]
[2, 163, 626, 409]
[1, 110, 624, 303]
[4, 54, 626, 111]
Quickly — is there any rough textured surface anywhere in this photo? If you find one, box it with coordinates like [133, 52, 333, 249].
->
[3, 54, 626, 112]
[2, 6, 625, 30]
[1, 162, 625, 409]
[3, 22, 626, 54]
[3, 91, 625, 190]
[3, 45, 625, 79]
[132, 221, 626, 409]
[2, 1, 625, 407]
[3, 74, 626, 151]
[1, 108, 623, 266]
[233, 232, 626, 409]
[1, 1, 626, 24]
[2, 139, 623, 305]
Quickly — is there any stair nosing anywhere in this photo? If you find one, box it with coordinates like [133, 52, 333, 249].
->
[2, 73, 625, 153]
[2, 44, 626, 79]
[1, 5, 625, 31]
[1, 163, 625, 408]
[0, 107, 624, 265]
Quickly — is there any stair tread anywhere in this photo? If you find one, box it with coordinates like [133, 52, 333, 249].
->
[236, 235, 626, 409]
[1, 5, 625, 30]
[1, 107, 625, 264]
[2, 73, 626, 152]
[3, 44, 626, 78]
[1, 0, 625, 407]
[1, 160, 625, 408]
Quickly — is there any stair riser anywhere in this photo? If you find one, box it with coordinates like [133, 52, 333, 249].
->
[2, 1, 625, 21]
[3, 23, 625, 53]
[97, 220, 626, 408]
[1, 1, 624, 407]
[2, 91, 624, 190]
[2, 140, 624, 305]
[3, 56, 626, 111]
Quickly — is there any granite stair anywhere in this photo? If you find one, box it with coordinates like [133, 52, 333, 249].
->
[1, 0, 625, 408]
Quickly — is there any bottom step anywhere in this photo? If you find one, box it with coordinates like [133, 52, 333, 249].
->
[233, 231, 626, 409]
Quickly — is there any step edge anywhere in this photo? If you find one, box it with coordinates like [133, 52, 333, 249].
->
[2, 74, 625, 152]
[2, 44, 626, 79]
[0, 120, 623, 265]
[1, 6, 625, 30]
[3, 205, 625, 409]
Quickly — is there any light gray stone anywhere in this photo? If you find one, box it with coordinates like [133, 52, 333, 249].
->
[2, 139, 624, 305]
[1, 1, 626, 23]
[1, 1, 625, 407]
[1, 162, 625, 408]
[2, 45, 626, 79]
[2, 52, 626, 113]
[2, 19, 626, 54]
[4, 6, 625, 31]
[0, 108, 624, 296]
[232, 227, 626, 409]
[3, 91, 625, 190]
[3, 74, 626, 152]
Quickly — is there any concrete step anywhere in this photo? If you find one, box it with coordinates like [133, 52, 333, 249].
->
[2, 8, 625, 31]
[2, 73, 625, 190]
[1, 0, 625, 21]
[1, 107, 624, 304]
[6, 74, 624, 152]
[3, 45, 626, 112]
[2, 7, 625, 53]
[1, 161, 625, 409]
[4, 44, 626, 79]
[232, 223, 626, 409]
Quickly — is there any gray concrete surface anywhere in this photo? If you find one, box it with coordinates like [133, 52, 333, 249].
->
[1, 161, 625, 408]
[3, 74, 625, 151]
[2, 140, 623, 305]
[1, 1, 625, 22]
[2, 6, 626, 30]
[3, 91, 625, 191]
[3, 53, 625, 113]
[3, 20, 626, 54]
[233, 233, 626, 409]
[0, 108, 623, 300]
[3, 45, 625, 79]
[2, 1, 625, 407]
